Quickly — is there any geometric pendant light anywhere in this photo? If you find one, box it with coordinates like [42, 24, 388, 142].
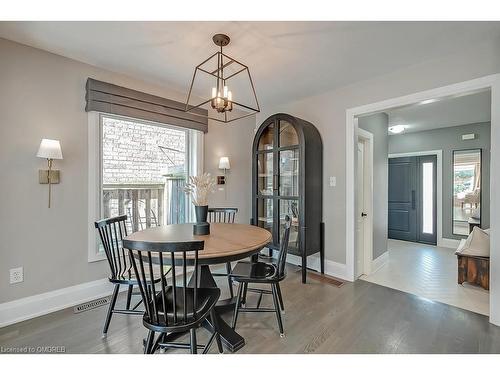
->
[185, 34, 260, 123]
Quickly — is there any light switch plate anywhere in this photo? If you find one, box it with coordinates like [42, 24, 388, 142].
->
[329, 176, 336, 187]
[10, 267, 23, 284]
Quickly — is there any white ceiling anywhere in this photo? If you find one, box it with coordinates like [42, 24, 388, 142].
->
[1, 22, 500, 107]
[385, 89, 491, 134]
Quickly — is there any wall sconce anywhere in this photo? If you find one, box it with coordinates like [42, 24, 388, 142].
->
[218, 156, 230, 184]
[37, 139, 63, 208]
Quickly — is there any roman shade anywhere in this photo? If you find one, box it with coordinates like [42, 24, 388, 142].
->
[85, 78, 208, 133]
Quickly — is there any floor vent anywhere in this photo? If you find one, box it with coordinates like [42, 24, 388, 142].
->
[73, 296, 110, 314]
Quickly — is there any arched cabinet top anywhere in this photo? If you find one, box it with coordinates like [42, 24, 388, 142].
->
[253, 113, 322, 153]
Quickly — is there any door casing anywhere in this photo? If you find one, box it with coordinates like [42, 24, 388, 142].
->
[356, 126, 374, 277]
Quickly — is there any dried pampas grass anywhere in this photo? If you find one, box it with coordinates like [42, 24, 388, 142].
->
[184, 173, 216, 206]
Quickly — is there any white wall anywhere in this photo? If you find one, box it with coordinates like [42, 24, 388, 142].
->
[257, 40, 500, 272]
[0, 38, 255, 304]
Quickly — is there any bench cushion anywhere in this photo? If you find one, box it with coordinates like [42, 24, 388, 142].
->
[455, 226, 490, 258]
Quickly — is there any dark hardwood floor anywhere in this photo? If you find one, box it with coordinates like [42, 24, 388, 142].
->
[1, 265, 500, 354]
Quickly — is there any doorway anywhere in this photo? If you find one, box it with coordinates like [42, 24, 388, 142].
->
[346, 74, 500, 325]
[388, 154, 437, 245]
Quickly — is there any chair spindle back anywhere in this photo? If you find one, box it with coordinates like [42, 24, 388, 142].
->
[122, 239, 204, 327]
[95, 215, 131, 281]
[208, 207, 238, 223]
[277, 215, 291, 277]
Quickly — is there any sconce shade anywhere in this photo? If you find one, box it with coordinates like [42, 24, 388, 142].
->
[37, 139, 63, 160]
[218, 156, 230, 170]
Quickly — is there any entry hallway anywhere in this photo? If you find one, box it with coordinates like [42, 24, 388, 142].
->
[1, 265, 499, 354]
[361, 239, 489, 315]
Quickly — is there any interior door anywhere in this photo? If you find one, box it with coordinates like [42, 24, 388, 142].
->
[356, 141, 365, 278]
[388, 157, 418, 242]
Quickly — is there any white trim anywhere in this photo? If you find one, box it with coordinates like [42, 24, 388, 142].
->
[0, 279, 113, 328]
[88, 112, 105, 262]
[371, 251, 388, 274]
[356, 127, 374, 277]
[345, 73, 500, 325]
[440, 237, 462, 249]
[187, 129, 204, 221]
[285, 254, 349, 281]
[389, 150, 444, 247]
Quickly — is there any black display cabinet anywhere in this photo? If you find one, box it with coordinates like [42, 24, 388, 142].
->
[252, 113, 324, 283]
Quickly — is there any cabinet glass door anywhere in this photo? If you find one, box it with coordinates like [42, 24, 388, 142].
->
[257, 198, 274, 233]
[258, 122, 274, 151]
[279, 149, 299, 197]
[257, 152, 274, 196]
[279, 120, 299, 147]
[279, 199, 300, 252]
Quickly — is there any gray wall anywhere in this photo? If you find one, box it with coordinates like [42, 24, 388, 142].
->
[0, 38, 255, 303]
[204, 116, 255, 224]
[388, 122, 491, 239]
[257, 39, 500, 270]
[358, 113, 389, 259]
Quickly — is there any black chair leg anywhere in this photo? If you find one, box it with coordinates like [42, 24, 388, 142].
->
[256, 291, 263, 308]
[190, 328, 198, 354]
[271, 284, 284, 337]
[126, 285, 133, 310]
[144, 331, 155, 354]
[226, 262, 234, 299]
[102, 284, 120, 335]
[210, 309, 224, 353]
[241, 282, 248, 305]
[231, 282, 244, 329]
[276, 283, 285, 311]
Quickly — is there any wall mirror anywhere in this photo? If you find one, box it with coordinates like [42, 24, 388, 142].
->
[452, 149, 482, 236]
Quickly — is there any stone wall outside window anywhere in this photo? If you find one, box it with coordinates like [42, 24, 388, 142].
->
[102, 116, 186, 185]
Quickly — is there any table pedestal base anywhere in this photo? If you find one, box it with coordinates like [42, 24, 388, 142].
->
[189, 265, 245, 352]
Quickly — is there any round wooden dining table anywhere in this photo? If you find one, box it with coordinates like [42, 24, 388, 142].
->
[123, 222, 272, 352]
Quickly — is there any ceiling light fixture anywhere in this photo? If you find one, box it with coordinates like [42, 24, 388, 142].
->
[388, 125, 407, 134]
[185, 34, 260, 123]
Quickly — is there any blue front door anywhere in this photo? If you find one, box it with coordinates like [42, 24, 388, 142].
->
[388, 157, 418, 242]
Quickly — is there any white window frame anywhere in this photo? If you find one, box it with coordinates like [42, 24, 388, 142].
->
[87, 112, 203, 262]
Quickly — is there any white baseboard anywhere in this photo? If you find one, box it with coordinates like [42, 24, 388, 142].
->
[285, 253, 349, 281]
[0, 278, 113, 328]
[371, 251, 388, 274]
[439, 238, 461, 249]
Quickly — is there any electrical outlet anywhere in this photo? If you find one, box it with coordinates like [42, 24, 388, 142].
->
[10, 267, 23, 284]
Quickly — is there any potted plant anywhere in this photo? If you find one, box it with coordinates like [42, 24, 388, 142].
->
[184, 173, 216, 235]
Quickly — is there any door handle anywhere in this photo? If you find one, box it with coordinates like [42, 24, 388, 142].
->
[273, 175, 279, 191]
[411, 190, 416, 209]
[361, 212, 367, 217]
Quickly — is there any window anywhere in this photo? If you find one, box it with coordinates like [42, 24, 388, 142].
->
[88, 113, 203, 262]
[422, 162, 434, 234]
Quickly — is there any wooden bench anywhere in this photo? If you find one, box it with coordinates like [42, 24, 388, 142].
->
[457, 249, 489, 290]
[456, 225, 490, 290]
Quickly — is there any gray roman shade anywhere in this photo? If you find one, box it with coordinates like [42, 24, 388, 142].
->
[85, 78, 208, 133]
